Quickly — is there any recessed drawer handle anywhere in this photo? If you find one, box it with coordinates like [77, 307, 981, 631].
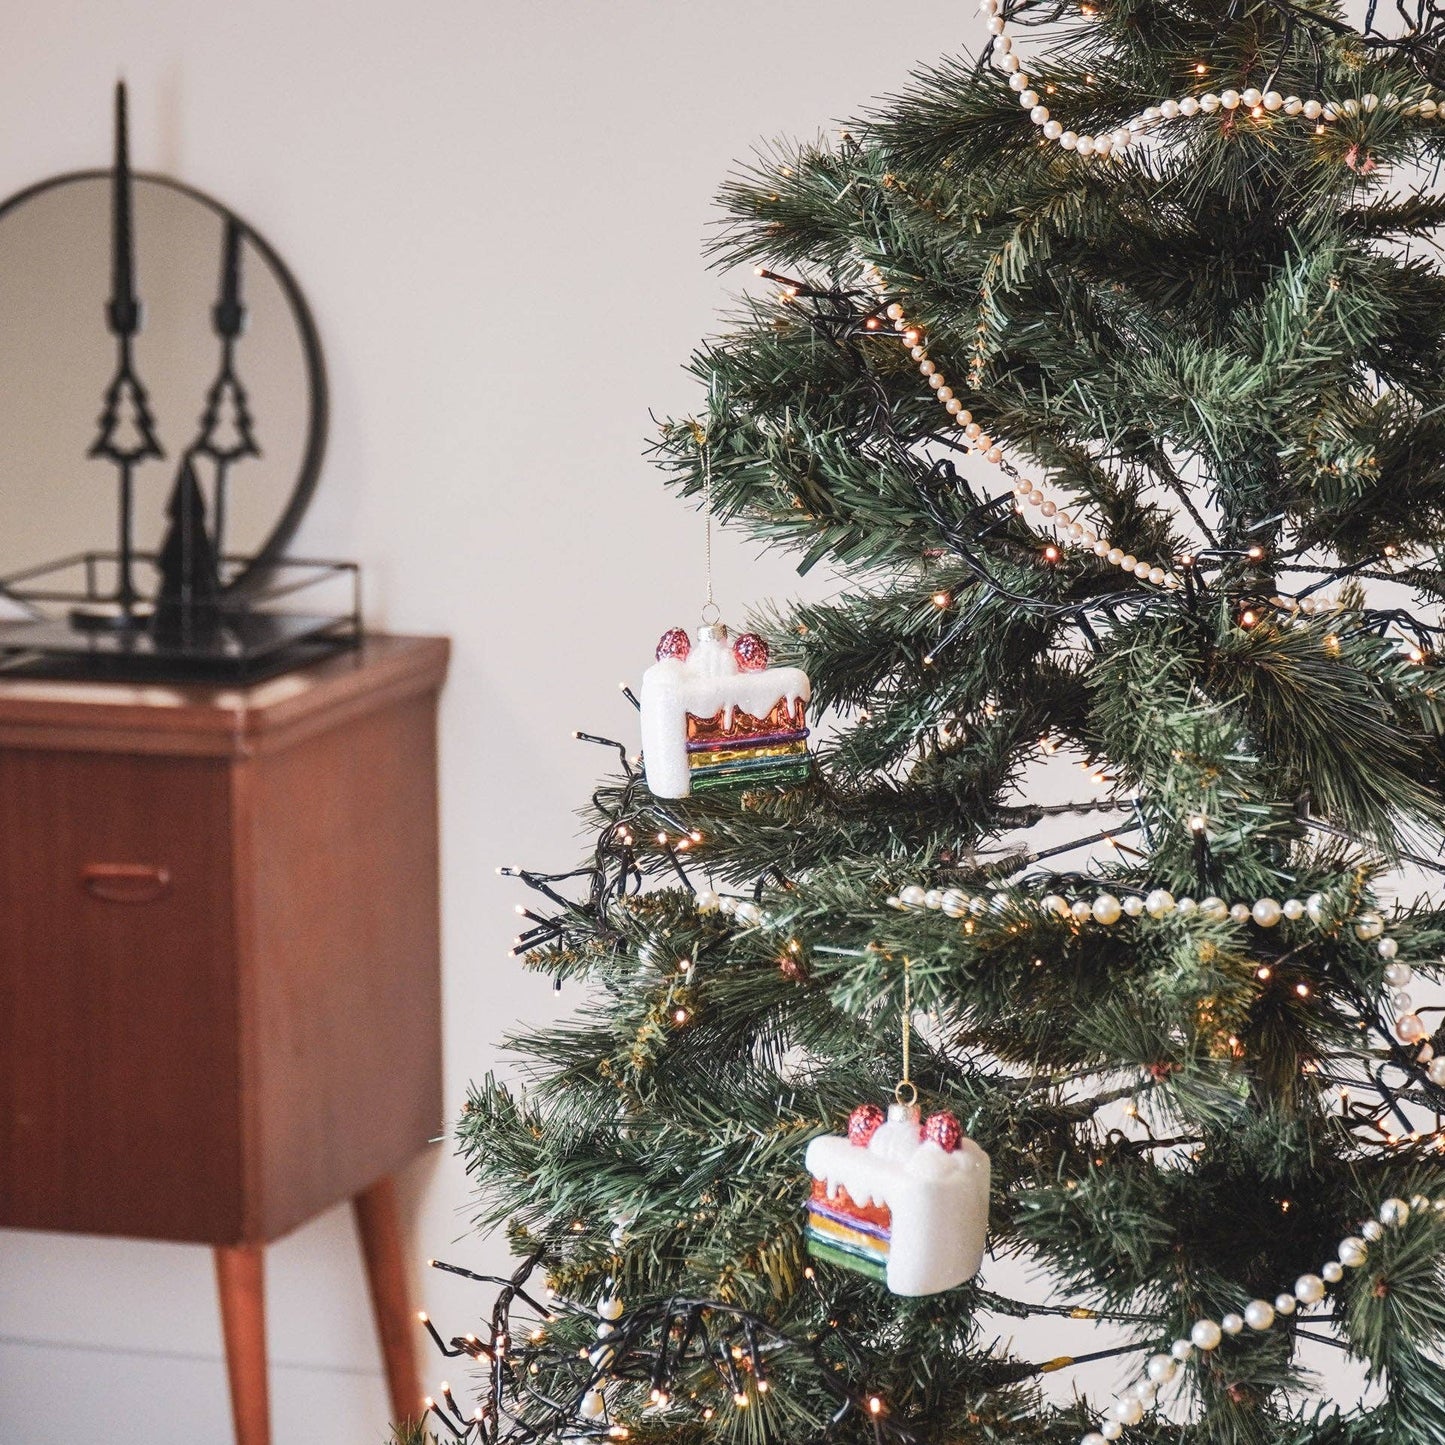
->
[80, 863, 172, 905]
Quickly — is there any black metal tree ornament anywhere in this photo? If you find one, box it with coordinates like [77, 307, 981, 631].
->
[150, 456, 221, 643]
[192, 214, 260, 568]
[78, 79, 164, 629]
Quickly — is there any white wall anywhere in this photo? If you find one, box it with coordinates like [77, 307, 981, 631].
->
[0, 5, 966, 1441]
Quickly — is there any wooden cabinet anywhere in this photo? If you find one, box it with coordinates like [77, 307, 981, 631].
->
[0, 635, 449, 1442]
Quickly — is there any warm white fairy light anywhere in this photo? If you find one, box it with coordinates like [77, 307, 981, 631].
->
[980, 0, 1443, 164]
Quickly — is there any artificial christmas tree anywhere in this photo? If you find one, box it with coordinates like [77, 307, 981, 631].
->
[437, 4, 1445, 1443]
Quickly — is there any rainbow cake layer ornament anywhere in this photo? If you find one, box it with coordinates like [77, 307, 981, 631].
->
[640, 623, 810, 798]
[804, 1101, 990, 1296]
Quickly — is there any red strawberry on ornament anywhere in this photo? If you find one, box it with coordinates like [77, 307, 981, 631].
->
[923, 1111, 962, 1152]
[733, 632, 770, 671]
[655, 627, 691, 662]
[847, 1103, 886, 1146]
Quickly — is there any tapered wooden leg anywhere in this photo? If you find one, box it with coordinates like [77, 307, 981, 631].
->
[215, 1244, 270, 1445]
[354, 1173, 425, 1425]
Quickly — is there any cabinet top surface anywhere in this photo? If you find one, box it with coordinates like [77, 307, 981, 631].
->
[0, 635, 450, 757]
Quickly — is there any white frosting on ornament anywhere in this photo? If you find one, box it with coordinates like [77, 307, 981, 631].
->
[640, 623, 810, 799]
[805, 1103, 990, 1296]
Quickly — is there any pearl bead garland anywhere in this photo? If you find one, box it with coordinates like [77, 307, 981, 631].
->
[889, 879, 1401, 951]
[979, 0, 1443, 164]
[858, 261, 1179, 588]
[890, 881, 1432, 1051]
[1075, 1193, 1437, 1445]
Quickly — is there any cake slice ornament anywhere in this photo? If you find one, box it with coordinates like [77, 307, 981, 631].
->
[640, 622, 811, 797]
[638, 430, 811, 798]
[803, 963, 990, 1295]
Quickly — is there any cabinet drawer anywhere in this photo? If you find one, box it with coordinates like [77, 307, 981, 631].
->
[0, 749, 240, 1242]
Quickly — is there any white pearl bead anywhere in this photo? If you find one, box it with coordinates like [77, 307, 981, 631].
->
[1322, 1260, 1344, 1283]
[1338, 1236, 1368, 1268]
[1020, 90, 1040, 109]
[985, 445, 1003, 463]
[1003, 53, 1022, 72]
[1031, 105, 1050, 124]
[1072, 899, 1093, 922]
[1343, 98, 1360, 115]
[1303, 99, 1322, 119]
[1170, 1339, 1193, 1361]
[986, 14, 1005, 32]
[936, 385, 953, 401]
[1397, 1012, 1428, 1044]
[899, 886, 927, 909]
[1377, 936, 1398, 959]
[1200, 93, 1221, 113]
[598, 1296, 624, 1320]
[1082, 1435, 1107, 1445]
[942, 889, 968, 917]
[1221, 89, 1241, 110]
[1093, 894, 1122, 924]
[886, 302, 904, 320]
[1355, 913, 1384, 940]
[1384, 961, 1412, 988]
[1283, 898, 1305, 920]
[1145, 889, 1175, 918]
[581, 1390, 607, 1419]
[924, 888, 944, 909]
[1379, 1198, 1410, 1229]
[1428, 1057, 1445, 1086]
[1423, 97, 1439, 115]
[996, 33, 1013, 52]
[1100, 1424, 1123, 1443]
[718, 896, 737, 914]
[1146, 1353, 1178, 1383]
[1112, 128, 1131, 148]
[1191, 1319, 1223, 1350]
[1070, 523, 1086, 538]
[1274, 1293, 1296, 1316]
[945, 398, 963, 414]
[1221, 1313, 1244, 1335]
[957, 410, 972, 425]
[1092, 539, 1110, 557]
[1143, 106, 1162, 123]
[1131, 560, 1150, 578]
[1263, 91, 1283, 111]
[1060, 131, 1079, 150]
[1040, 500, 1057, 517]
[1305, 892, 1327, 923]
[1360, 1219, 1384, 1242]
[919, 358, 936, 376]
[1179, 96, 1200, 116]
[1176, 897, 1197, 915]
[1077, 136, 1095, 156]
[1160, 99, 1180, 119]
[1284, 96, 1302, 115]
[1294, 1273, 1326, 1304]
[1149, 567, 1166, 584]
[1123, 895, 1145, 917]
[696, 888, 720, 912]
[1200, 897, 1227, 920]
[597, 1322, 615, 1338]
[735, 901, 762, 925]
[1120, 554, 1138, 571]
[1229, 903, 1251, 923]
[1242, 88, 1262, 107]
[1111, 1398, 1144, 1426]
[1252, 898, 1282, 927]
[1095, 135, 1113, 156]
[1244, 1299, 1274, 1331]
[1107, 548, 1124, 565]
[1044, 120, 1063, 140]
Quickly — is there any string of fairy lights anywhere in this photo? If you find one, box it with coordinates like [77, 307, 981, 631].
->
[465, 5, 1445, 1442]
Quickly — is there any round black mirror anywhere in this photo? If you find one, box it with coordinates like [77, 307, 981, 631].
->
[0, 169, 327, 595]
